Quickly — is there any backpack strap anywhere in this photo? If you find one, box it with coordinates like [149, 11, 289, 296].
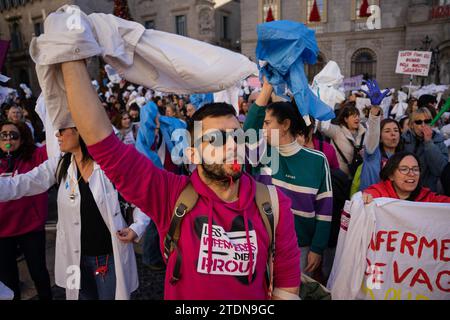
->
[255, 182, 275, 248]
[255, 182, 279, 298]
[163, 182, 199, 284]
[333, 132, 366, 168]
[332, 139, 350, 166]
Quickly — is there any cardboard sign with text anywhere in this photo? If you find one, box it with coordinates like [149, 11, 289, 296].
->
[343, 75, 364, 92]
[395, 51, 432, 77]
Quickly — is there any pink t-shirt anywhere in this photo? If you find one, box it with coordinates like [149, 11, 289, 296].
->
[313, 137, 340, 170]
[0, 146, 48, 237]
[88, 133, 300, 300]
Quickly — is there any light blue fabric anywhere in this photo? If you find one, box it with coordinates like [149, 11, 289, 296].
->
[159, 114, 188, 163]
[190, 93, 214, 110]
[135, 101, 187, 168]
[256, 20, 335, 122]
[359, 147, 382, 192]
[360, 148, 395, 192]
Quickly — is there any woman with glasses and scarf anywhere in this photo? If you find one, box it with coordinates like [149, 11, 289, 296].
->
[362, 152, 450, 204]
[0, 120, 51, 300]
[402, 108, 448, 192]
[0, 126, 150, 300]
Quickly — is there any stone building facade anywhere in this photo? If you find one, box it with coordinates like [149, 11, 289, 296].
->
[127, 0, 241, 51]
[241, 0, 450, 89]
[0, 0, 114, 93]
[0, 0, 241, 94]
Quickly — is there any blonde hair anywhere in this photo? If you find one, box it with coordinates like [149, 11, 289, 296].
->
[409, 107, 432, 123]
[165, 103, 182, 119]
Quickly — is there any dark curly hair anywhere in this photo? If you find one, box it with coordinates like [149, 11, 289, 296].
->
[337, 104, 360, 128]
[0, 120, 36, 161]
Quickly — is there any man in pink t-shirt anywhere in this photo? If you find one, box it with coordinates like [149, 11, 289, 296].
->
[59, 61, 301, 300]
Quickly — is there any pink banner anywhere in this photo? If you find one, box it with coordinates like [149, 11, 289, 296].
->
[0, 40, 10, 71]
[247, 77, 261, 89]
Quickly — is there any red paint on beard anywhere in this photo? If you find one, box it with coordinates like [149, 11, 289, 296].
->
[232, 160, 242, 173]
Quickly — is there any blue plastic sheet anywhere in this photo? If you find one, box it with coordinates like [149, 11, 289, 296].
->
[256, 20, 335, 121]
[190, 93, 214, 110]
[135, 101, 187, 168]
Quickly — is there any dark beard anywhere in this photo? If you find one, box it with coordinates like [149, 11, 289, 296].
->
[202, 164, 243, 187]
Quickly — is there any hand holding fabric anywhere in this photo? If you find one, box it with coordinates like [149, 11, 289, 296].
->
[360, 79, 390, 106]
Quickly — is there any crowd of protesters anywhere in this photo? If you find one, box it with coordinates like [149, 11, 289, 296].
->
[1, 65, 449, 301]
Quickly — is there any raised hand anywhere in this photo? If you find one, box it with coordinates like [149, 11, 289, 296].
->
[360, 79, 391, 106]
[116, 228, 138, 243]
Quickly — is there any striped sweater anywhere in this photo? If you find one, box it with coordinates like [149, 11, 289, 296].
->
[244, 103, 333, 254]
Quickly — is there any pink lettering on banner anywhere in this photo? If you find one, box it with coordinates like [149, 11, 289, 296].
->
[197, 224, 258, 276]
[436, 271, 450, 293]
[367, 230, 450, 295]
[200, 257, 252, 274]
[393, 261, 413, 284]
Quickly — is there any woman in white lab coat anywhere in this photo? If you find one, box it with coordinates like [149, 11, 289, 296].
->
[0, 127, 150, 300]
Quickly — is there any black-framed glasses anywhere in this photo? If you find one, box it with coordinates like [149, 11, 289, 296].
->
[198, 129, 246, 147]
[0, 131, 20, 141]
[398, 166, 420, 176]
[414, 119, 432, 125]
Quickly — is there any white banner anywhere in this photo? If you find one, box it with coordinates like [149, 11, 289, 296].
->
[328, 194, 450, 300]
[395, 51, 432, 77]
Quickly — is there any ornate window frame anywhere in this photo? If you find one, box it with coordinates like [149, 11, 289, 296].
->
[351, 0, 380, 21]
[306, 0, 328, 25]
[258, 0, 281, 23]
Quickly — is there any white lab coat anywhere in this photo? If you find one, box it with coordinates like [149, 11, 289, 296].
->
[30, 5, 258, 130]
[0, 155, 150, 300]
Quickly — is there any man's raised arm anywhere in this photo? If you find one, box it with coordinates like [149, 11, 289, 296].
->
[61, 60, 112, 145]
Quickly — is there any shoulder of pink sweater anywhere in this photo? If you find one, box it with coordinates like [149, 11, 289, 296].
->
[87, 132, 118, 153]
[33, 145, 48, 164]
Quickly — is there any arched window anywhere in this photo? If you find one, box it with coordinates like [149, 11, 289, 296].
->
[351, 48, 377, 79]
[306, 53, 326, 82]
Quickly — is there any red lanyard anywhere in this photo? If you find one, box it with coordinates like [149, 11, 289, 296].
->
[95, 255, 109, 280]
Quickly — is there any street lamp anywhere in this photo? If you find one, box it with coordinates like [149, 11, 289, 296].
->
[421, 35, 432, 51]
[419, 35, 441, 85]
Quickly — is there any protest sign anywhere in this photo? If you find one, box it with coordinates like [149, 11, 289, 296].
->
[395, 51, 432, 77]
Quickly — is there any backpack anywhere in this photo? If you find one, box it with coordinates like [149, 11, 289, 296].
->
[332, 133, 365, 178]
[163, 182, 280, 297]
